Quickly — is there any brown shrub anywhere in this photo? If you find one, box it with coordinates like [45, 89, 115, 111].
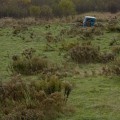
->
[10, 48, 49, 75]
[60, 42, 79, 51]
[108, 59, 120, 75]
[45, 34, 55, 43]
[3, 109, 45, 120]
[11, 57, 48, 75]
[13, 25, 28, 35]
[107, 17, 120, 32]
[69, 44, 100, 63]
[39, 76, 62, 95]
[0, 76, 72, 120]
[99, 52, 115, 63]
[67, 27, 103, 40]
[69, 44, 115, 64]
[108, 25, 120, 32]
[112, 45, 120, 55]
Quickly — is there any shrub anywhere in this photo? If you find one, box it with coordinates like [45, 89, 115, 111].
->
[82, 28, 94, 38]
[108, 25, 120, 32]
[109, 39, 117, 46]
[99, 52, 115, 63]
[60, 42, 79, 51]
[0, 75, 72, 120]
[67, 26, 103, 40]
[12, 57, 48, 75]
[11, 48, 48, 75]
[69, 44, 115, 64]
[108, 59, 120, 75]
[112, 45, 120, 55]
[45, 33, 55, 43]
[35, 76, 62, 95]
[13, 25, 28, 35]
[69, 44, 100, 63]
[107, 17, 120, 32]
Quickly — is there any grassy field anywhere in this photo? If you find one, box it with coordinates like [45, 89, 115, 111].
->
[0, 14, 120, 119]
[57, 76, 120, 120]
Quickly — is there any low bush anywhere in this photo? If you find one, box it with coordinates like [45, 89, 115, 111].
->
[60, 42, 79, 51]
[108, 59, 120, 75]
[107, 17, 120, 32]
[82, 28, 94, 39]
[34, 76, 62, 95]
[13, 25, 28, 35]
[107, 25, 120, 32]
[10, 48, 49, 75]
[99, 52, 115, 63]
[0, 75, 72, 120]
[109, 39, 117, 46]
[69, 44, 115, 64]
[112, 45, 120, 55]
[67, 27, 103, 40]
[12, 57, 48, 75]
[45, 32, 55, 43]
[109, 35, 120, 46]
[69, 44, 100, 63]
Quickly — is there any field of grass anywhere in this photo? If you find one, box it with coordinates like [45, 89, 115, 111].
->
[0, 14, 120, 120]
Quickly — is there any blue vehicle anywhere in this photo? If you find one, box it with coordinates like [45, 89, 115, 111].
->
[83, 16, 96, 27]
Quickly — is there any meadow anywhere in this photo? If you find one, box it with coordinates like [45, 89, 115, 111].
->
[0, 13, 120, 120]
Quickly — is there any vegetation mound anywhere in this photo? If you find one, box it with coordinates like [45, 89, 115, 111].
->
[10, 48, 49, 75]
[0, 75, 72, 120]
[69, 44, 115, 64]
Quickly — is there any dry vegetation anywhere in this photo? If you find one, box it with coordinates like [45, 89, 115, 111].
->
[0, 75, 72, 120]
[10, 48, 49, 75]
[69, 43, 115, 64]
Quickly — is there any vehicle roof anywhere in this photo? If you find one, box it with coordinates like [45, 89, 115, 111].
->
[85, 16, 96, 19]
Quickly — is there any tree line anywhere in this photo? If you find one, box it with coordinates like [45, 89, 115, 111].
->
[0, 0, 120, 18]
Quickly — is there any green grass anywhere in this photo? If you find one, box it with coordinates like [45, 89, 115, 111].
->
[0, 22, 120, 119]
[58, 76, 120, 120]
